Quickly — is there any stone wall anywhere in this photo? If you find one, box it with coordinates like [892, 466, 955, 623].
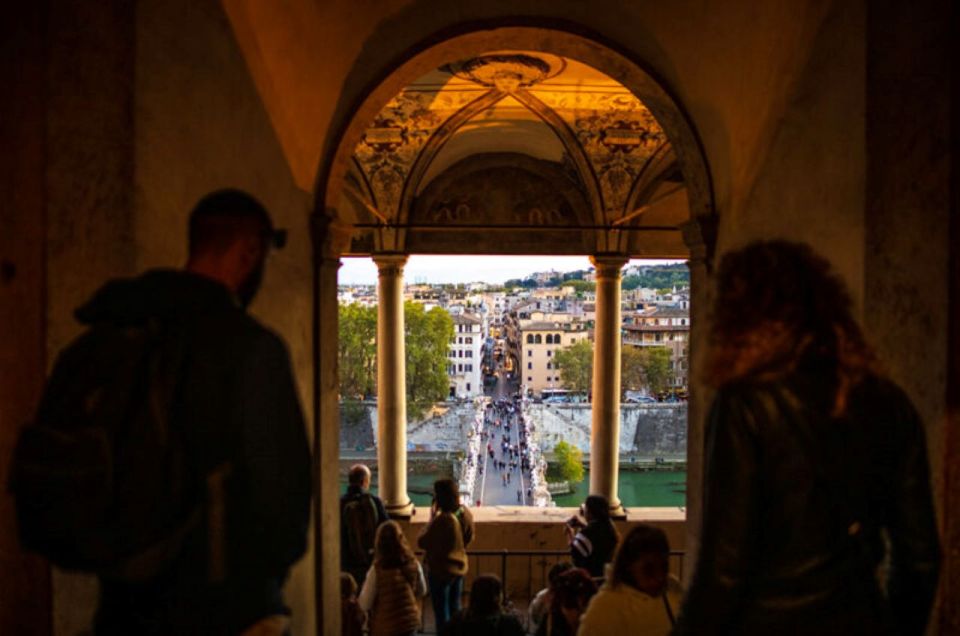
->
[532, 404, 687, 458]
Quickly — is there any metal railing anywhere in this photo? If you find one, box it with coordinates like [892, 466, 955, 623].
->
[461, 549, 686, 600]
[413, 548, 686, 634]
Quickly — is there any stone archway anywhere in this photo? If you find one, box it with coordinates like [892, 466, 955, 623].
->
[311, 26, 718, 635]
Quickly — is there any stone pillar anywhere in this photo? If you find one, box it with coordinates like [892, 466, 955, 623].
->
[312, 214, 352, 636]
[680, 215, 717, 584]
[589, 254, 629, 518]
[373, 254, 414, 518]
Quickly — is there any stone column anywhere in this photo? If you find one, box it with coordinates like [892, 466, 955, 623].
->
[313, 214, 352, 636]
[373, 253, 414, 518]
[680, 215, 717, 584]
[589, 254, 629, 518]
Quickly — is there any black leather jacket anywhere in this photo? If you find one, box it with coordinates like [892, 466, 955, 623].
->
[673, 371, 940, 635]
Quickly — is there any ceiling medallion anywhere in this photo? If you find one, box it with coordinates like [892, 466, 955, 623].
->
[444, 53, 566, 92]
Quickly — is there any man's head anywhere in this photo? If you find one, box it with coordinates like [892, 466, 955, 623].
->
[348, 464, 371, 490]
[186, 189, 286, 307]
[433, 478, 460, 513]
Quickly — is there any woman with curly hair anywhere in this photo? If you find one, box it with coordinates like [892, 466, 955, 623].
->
[358, 520, 427, 636]
[673, 240, 940, 636]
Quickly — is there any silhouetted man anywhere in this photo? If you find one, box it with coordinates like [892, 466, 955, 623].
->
[91, 189, 312, 635]
[340, 464, 388, 587]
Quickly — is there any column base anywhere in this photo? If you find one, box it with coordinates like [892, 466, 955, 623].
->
[609, 502, 627, 521]
[385, 499, 415, 520]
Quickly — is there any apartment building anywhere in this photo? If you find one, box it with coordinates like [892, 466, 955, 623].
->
[621, 305, 690, 387]
[519, 317, 591, 397]
[447, 312, 483, 398]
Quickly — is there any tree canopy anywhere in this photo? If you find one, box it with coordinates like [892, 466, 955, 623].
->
[338, 302, 454, 421]
[554, 339, 594, 394]
[563, 279, 595, 294]
[548, 440, 585, 485]
[621, 345, 674, 395]
[338, 303, 377, 400]
[621, 264, 690, 291]
[404, 301, 455, 420]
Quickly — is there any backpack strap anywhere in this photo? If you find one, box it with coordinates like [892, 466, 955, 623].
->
[662, 590, 676, 626]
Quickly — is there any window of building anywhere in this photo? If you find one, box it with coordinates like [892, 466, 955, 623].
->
[528, 377, 533, 382]
[466, 337, 472, 344]
[466, 364, 473, 372]
[554, 333, 561, 342]
[526, 334, 534, 344]
[466, 383, 471, 391]
[534, 334, 542, 344]
[458, 350, 463, 357]
[547, 362, 552, 369]
[465, 350, 473, 358]
[528, 362, 532, 370]
[458, 364, 463, 372]
[527, 350, 533, 357]
[547, 350, 552, 357]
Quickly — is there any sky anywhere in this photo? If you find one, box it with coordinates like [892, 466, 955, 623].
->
[338, 255, 685, 285]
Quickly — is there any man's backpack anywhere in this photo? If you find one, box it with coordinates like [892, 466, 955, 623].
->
[342, 493, 379, 566]
[8, 319, 199, 581]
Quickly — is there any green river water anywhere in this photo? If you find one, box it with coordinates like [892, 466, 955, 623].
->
[341, 470, 686, 508]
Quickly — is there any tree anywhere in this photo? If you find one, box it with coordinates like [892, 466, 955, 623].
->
[338, 303, 377, 400]
[621, 275, 643, 291]
[404, 301, 454, 421]
[554, 340, 593, 394]
[641, 346, 673, 394]
[564, 279, 595, 294]
[549, 440, 584, 485]
[620, 345, 647, 392]
[620, 345, 674, 395]
[339, 301, 455, 421]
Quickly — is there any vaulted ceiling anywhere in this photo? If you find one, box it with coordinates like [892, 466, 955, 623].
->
[341, 51, 689, 256]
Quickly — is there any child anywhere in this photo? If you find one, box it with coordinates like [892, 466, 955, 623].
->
[358, 521, 427, 636]
[340, 573, 365, 636]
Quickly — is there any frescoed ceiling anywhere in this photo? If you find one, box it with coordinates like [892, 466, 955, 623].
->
[347, 51, 686, 254]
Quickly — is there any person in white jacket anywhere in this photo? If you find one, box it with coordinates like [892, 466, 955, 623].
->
[578, 524, 683, 636]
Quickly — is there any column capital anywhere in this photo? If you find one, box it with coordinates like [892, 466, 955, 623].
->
[372, 252, 409, 276]
[589, 254, 629, 280]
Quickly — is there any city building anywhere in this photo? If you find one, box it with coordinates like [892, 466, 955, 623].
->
[622, 305, 690, 388]
[519, 316, 591, 397]
[447, 312, 483, 398]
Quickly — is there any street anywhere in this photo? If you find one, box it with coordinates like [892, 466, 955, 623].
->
[476, 369, 533, 506]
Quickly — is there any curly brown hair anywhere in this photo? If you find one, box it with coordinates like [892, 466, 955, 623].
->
[705, 240, 878, 415]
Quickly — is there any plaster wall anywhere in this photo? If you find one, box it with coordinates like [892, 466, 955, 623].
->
[43, 2, 139, 634]
[718, 0, 866, 310]
[42, 1, 316, 634]
[131, 1, 315, 634]
[0, 4, 52, 634]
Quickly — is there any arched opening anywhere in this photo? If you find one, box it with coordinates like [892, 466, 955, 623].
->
[312, 26, 716, 633]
